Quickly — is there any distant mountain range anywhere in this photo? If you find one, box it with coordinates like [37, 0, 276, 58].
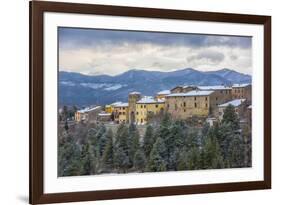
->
[59, 68, 251, 107]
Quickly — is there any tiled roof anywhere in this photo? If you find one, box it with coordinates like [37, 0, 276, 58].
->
[218, 99, 246, 107]
[137, 96, 165, 104]
[157, 90, 171, 95]
[166, 90, 214, 97]
[232, 83, 251, 88]
[77, 106, 101, 113]
[197, 85, 232, 90]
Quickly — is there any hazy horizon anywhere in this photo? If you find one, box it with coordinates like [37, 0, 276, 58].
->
[59, 67, 251, 77]
[59, 27, 252, 75]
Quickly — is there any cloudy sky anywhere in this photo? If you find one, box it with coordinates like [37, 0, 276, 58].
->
[59, 27, 252, 75]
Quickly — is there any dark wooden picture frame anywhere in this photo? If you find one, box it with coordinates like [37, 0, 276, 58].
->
[30, 1, 271, 204]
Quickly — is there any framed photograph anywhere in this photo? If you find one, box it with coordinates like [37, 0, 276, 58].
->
[30, 1, 271, 204]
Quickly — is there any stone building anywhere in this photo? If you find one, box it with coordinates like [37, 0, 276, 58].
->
[135, 96, 165, 125]
[75, 106, 102, 123]
[165, 90, 215, 119]
[105, 101, 122, 113]
[231, 83, 252, 103]
[112, 102, 129, 124]
[128, 92, 141, 124]
[97, 112, 112, 122]
[197, 85, 232, 106]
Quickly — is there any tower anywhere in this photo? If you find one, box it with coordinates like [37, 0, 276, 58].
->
[128, 92, 141, 124]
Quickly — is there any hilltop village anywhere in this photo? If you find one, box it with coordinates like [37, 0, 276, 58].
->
[72, 83, 252, 128]
[58, 83, 252, 176]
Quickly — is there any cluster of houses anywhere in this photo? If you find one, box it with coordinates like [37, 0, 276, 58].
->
[74, 83, 252, 127]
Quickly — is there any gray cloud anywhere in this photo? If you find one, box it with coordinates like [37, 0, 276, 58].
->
[59, 27, 252, 75]
[59, 27, 252, 49]
[187, 50, 225, 64]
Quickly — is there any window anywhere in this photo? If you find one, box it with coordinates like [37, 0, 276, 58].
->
[216, 97, 218, 101]
[155, 104, 158, 108]
[141, 105, 143, 108]
[167, 104, 169, 108]
[205, 97, 208, 101]
[194, 97, 196, 100]
[183, 102, 186, 107]
[194, 103, 197, 108]
[184, 109, 186, 112]
[123, 107, 125, 110]
[220, 90, 223, 94]
[175, 104, 177, 110]
[119, 112, 122, 115]
[144, 105, 146, 108]
[206, 103, 208, 108]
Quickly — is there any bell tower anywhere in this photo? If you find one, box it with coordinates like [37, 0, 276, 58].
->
[128, 92, 141, 124]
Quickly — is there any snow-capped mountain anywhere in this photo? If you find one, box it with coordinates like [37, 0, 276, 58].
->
[59, 68, 251, 106]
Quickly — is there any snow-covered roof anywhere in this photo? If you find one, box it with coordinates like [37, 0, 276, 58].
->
[129, 91, 141, 95]
[232, 83, 251, 88]
[182, 85, 197, 89]
[98, 112, 111, 116]
[113, 102, 128, 107]
[109, 101, 123, 106]
[197, 85, 232, 90]
[157, 90, 171, 95]
[248, 105, 252, 109]
[218, 99, 246, 107]
[166, 90, 214, 97]
[77, 106, 101, 113]
[137, 96, 165, 104]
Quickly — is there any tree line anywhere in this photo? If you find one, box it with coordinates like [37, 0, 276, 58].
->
[58, 105, 251, 177]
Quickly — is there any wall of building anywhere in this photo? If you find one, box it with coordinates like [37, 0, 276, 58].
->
[165, 95, 210, 119]
[128, 93, 141, 123]
[113, 106, 129, 123]
[232, 85, 252, 103]
[136, 103, 165, 124]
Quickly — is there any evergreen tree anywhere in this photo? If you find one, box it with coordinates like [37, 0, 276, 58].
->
[134, 148, 146, 171]
[242, 126, 252, 167]
[128, 123, 140, 166]
[185, 130, 199, 150]
[222, 104, 240, 130]
[114, 124, 130, 172]
[101, 129, 114, 171]
[58, 135, 81, 176]
[201, 136, 224, 169]
[80, 143, 94, 175]
[146, 138, 167, 172]
[143, 125, 155, 158]
[186, 146, 201, 170]
[202, 122, 210, 137]
[64, 120, 69, 131]
[93, 124, 106, 157]
[228, 134, 246, 168]
[177, 148, 189, 171]
[158, 113, 171, 141]
[166, 121, 185, 170]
